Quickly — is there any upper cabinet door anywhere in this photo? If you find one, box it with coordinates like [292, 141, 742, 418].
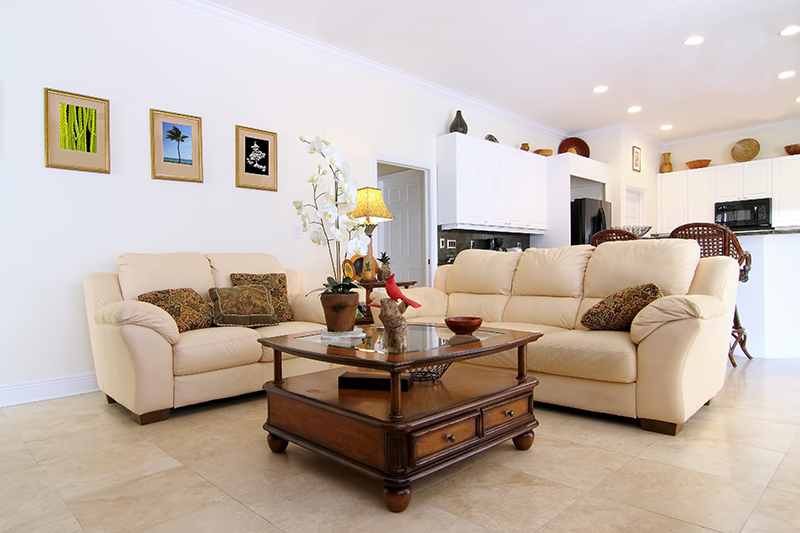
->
[772, 155, 800, 227]
[687, 167, 716, 223]
[742, 159, 772, 199]
[715, 163, 743, 202]
[657, 171, 688, 234]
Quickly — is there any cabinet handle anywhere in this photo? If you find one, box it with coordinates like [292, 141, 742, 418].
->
[445, 433, 456, 443]
[504, 409, 515, 417]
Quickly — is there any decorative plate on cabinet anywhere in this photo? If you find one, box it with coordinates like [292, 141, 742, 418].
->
[557, 137, 590, 158]
[731, 138, 760, 162]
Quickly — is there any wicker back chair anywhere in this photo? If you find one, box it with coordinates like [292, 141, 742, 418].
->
[669, 222, 753, 366]
[590, 229, 640, 247]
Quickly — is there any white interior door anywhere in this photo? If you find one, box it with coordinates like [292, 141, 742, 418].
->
[377, 169, 426, 285]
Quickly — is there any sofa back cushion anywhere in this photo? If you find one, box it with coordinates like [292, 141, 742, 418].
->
[119, 253, 214, 301]
[446, 250, 521, 296]
[503, 245, 593, 329]
[206, 253, 285, 288]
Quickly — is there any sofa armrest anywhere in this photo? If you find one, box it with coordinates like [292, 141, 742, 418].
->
[630, 294, 727, 344]
[369, 286, 448, 321]
[95, 300, 180, 345]
[290, 292, 326, 324]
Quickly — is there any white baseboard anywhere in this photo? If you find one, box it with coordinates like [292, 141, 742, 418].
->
[0, 373, 99, 408]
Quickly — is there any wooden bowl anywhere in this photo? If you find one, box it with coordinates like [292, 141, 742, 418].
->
[444, 316, 483, 335]
[533, 148, 553, 156]
[686, 159, 711, 169]
[785, 144, 800, 156]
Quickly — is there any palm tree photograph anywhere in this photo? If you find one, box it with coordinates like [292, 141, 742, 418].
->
[162, 122, 192, 165]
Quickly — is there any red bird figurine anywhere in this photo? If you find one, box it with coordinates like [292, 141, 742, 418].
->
[385, 274, 421, 308]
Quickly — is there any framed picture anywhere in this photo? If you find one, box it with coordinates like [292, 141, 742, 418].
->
[150, 109, 203, 182]
[632, 146, 642, 172]
[44, 88, 110, 173]
[236, 125, 277, 191]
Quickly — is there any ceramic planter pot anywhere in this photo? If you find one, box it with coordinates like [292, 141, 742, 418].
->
[320, 292, 359, 332]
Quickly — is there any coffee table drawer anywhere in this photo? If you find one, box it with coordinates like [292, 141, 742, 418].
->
[410, 412, 479, 466]
[482, 395, 531, 433]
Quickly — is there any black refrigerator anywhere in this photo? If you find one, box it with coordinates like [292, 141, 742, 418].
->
[571, 198, 612, 245]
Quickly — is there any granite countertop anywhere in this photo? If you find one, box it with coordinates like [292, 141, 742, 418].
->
[649, 226, 800, 238]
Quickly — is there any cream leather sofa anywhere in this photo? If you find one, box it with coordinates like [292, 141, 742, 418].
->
[83, 253, 331, 424]
[372, 239, 740, 435]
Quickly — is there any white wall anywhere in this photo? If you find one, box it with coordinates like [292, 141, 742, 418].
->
[0, 0, 563, 401]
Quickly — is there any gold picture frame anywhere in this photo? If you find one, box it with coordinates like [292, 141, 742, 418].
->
[236, 125, 277, 191]
[150, 109, 203, 182]
[44, 88, 110, 173]
[632, 145, 642, 172]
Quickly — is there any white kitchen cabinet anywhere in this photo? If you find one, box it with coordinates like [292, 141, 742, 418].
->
[772, 155, 800, 227]
[657, 171, 687, 234]
[436, 133, 547, 232]
[716, 160, 772, 202]
[686, 167, 716, 223]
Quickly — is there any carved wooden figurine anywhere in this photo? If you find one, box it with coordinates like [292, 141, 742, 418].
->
[377, 298, 408, 353]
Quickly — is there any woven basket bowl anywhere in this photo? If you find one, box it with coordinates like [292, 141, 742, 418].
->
[686, 159, 711, 169]
[786, 144, 800, 156]
[731, 138, 760, 162]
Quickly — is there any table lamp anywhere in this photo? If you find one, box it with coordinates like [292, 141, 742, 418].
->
[350, 187, 394, 280]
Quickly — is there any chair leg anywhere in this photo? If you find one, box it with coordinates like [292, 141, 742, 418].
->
[729, 306, 753, 365]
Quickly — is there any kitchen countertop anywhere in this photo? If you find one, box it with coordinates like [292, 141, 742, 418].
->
[650, 227, 800, 238]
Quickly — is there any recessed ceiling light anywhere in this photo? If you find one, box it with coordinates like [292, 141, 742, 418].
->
[660, 125, 673, 131]
[778, 71, 796, 79]
[593, 85, 608, 93]
[780, 25, 800, 36]
[684, 36, 704, 45]
[628, 106, 641, 113]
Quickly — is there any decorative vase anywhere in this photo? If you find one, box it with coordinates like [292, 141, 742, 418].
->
[361, 253, 377, 281]
[520, 143, 530, 151]
[661, 152, 673, 173]
[449, 110, 468, 134]
[320, 292, 359, 332]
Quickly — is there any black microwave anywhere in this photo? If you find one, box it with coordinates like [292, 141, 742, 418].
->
[714, 198, 772, 231]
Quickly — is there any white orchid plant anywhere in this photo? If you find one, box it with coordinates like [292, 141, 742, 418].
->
[293, 136, 370, 294]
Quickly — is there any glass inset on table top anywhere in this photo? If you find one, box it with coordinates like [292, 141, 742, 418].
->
[298, 324, 501, 355]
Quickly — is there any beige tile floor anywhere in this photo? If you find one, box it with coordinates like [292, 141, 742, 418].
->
[2, 356, 799, 533]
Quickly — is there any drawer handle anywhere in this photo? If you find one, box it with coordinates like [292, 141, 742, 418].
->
[505, 409, 515, 417]
[445, 433, 457, 443]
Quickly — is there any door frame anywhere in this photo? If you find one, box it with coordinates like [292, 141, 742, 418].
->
[373, 153, 437, 286]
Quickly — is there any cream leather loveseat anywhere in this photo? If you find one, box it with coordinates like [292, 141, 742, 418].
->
[373, 239, 739, 435]
[83, 253, 330, 424]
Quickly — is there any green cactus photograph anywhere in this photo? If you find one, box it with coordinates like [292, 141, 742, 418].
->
[45, 88, 109, 173]
[58, 103, 98, 153]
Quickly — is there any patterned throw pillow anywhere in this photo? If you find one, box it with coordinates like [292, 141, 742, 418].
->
[581, 283, 664, 331]
[230, 273, 294, 322]
[137, 288, 213, 333]
[208, 285, 277, 327]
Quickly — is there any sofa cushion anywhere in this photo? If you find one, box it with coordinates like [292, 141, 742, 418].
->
[209, 285, 278, 327]
[583, 239, 700, 298]
[446, 250, 522, 296]
[230, 273, 294, 322]
[119, 253, 214, 301]
[503, 296, 582, 330]
[254, 321, 328, 362]
[512, 245, 593, 297]
[530, 329, 638, 383]
[447, 293, 510, 323]
[137, 288, 213, 333]
[172, 327, 261, 376]
[206, 253, 285, 288]
[581, 283, 664, 331]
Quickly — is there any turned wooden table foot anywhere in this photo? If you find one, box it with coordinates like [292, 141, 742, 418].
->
[384, 485, 412, 512]
[513, 430, 535, 450]
[267, 434, 289, 453]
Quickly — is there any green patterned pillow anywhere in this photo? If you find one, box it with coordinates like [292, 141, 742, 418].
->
[137, 288, 213, 333]
[230, 273, 294, 322]
[581, 283, 664, 331]
[208, 285, 278, 327]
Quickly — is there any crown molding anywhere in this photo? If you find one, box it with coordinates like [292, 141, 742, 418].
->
[571, 123, 663, 147]
[664, 117, 800, 149]
[157, 0, 567, 139]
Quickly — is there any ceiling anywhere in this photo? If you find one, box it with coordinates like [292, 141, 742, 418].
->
[206, 0, 799, 143]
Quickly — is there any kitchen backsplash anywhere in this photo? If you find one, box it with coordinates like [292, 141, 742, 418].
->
[437, 227, 531, 265]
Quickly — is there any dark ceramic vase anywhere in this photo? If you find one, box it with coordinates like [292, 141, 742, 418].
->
[449, 110, 468, 134]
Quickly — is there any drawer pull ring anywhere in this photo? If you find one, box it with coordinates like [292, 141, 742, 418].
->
[445, 433, 456, 443]
[505, 409, 515, 417]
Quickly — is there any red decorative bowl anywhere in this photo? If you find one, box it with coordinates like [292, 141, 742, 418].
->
[445, 316, 483, 335]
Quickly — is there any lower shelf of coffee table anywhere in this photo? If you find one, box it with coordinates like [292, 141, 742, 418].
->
[263, 365, 538, 485]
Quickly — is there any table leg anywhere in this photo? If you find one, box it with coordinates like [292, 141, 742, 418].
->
[384, 485, 412, 512]
[512, 430, 535, 450]
[517, 344, 528, 382]
[267, 434, 288, 453]
[388, 371, 403, 421]
[273, 350, 283, 384]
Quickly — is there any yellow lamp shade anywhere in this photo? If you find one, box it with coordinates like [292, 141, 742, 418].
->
[350, 187, 395, 224]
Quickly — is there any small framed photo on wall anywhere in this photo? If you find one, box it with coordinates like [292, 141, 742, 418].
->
[236, 125, 277, 191]
[150, 109, 203, 183]
[44, 88, 110, 173]
[632, 146, 642, 172]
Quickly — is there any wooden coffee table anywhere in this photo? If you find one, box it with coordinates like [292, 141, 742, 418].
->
[258, 324, 542, 512]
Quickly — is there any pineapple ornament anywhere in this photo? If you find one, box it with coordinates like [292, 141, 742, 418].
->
[377, 252, 392, 283]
